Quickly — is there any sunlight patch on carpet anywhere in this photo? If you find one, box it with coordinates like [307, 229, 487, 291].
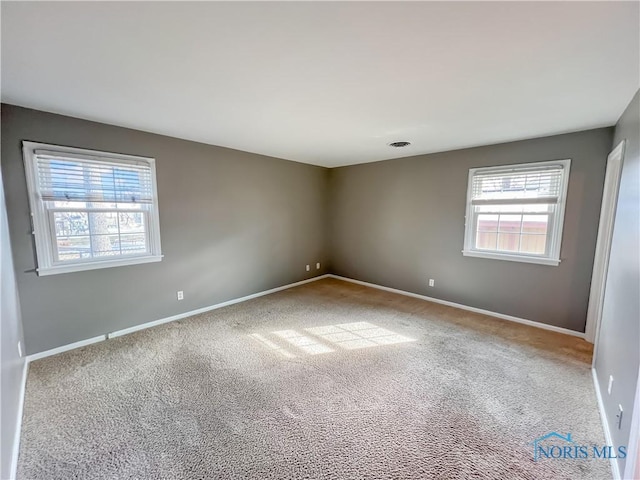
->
[307, 322, 416, 350]
[271, 329, 335, 355]
[249, 333, 296, 358]
[250, 322, 415, 357]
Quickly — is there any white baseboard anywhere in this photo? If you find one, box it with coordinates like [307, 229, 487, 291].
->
[592, 367, 621, 480]
[9, 359, 28, 480]
[26, 335, 107, 362]
[26, 275, 331, 359]
[108, 274, 330, 339]
[12, 272, 586, 479]
[12, 274, 328, 479]
[327, 274, 585, 339]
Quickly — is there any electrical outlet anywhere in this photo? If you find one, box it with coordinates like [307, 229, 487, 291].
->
[306, 264, 310, 272]
[608, 375, 614, 395]
[428, 279, 435, 287]
[17, 341, 23, 357]
[177, 291, 184, 301]
[316, 262, 321, 270]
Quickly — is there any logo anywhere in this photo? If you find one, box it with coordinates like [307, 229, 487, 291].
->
[529, 432, 627, 461]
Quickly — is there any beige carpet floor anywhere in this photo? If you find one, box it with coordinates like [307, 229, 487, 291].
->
[18, 278, 610, 479]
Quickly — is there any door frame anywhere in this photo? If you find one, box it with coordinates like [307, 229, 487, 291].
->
[624, 371, 640, 480]
[586, 139, 625, 346]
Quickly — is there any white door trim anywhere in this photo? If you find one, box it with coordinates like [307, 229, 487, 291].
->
[623, 370, 640, 480]
[586, 140, 625, 346]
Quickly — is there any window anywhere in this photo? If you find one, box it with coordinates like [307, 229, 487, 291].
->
[22, 142, 162, 275]
[462, 159, 570, 266]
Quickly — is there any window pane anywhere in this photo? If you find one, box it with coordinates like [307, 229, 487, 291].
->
[522, 215, 549, 234]
[497, 233, 520, 252]
[472, 209, 553, 256]
[498, 215, 522, 233]
[88, 212, 118, 235]
[56, 236, 90, 261]
[118, 212, 145, 234]
[52, 210, 150, 263]
[119, 233, 147, 254]
[477, 214, 498, 232]
[476, 232, 497, 250]
[54, 212, 89, 236]
[91, 234, 120, 256]
[54, 229, 149, 262]
[520, 234, 547, 254]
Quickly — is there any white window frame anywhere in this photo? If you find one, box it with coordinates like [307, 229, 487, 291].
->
[22, 141, 163, 276]
[462, 159, 571, 266]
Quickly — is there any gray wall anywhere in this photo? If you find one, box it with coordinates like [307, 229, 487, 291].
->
[329, 128, 613, 332]
[1, 105, 329, 355]
[594, 90, 639, 475]
[1, 166, 26, 480]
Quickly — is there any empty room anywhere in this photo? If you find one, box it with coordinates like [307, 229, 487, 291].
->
[1, 2, 639, 479]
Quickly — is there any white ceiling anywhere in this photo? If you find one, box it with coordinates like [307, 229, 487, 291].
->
[2, 2, 638, 168]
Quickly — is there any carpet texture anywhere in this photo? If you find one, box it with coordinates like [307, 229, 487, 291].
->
[18, 278, 610, 479]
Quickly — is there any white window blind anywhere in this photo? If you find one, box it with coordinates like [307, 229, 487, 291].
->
[35, 150, 154, 204]
[470, 165, 565, 205]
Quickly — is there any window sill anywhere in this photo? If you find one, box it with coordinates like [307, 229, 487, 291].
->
[462, 250, 560, 266]
[37, 254, 163, 276]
